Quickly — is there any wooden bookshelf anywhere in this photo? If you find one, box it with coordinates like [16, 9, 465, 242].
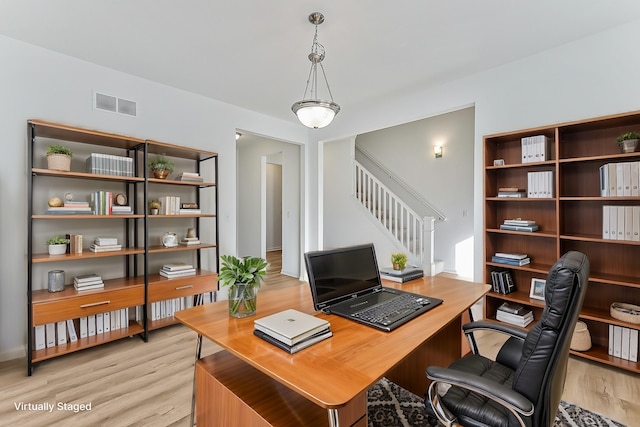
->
[484, 110, 640, 374]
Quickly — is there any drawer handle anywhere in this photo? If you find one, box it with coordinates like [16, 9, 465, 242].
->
[175, 285, 194, 290]
[80, 300, 111, 308]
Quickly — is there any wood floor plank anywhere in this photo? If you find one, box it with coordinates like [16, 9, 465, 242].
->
[0, 269, 635, 426]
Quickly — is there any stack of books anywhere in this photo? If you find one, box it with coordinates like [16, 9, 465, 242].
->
[159, 263, 196, 278]
[180, 237, 201, 246]
[496, 302, 534, 327]
[90, 237, 122, 252]
[66, 234, 83, 254]
[490, 270, 515, 294]
[45, 205, 93, 215]
[499, 218, 539, 232]
[111, 205, 133, 215]
[497, 187, 527, 198]
[253, 309, 332, 354]
[74, 273, 104, 291]
[175, 172, 204, 182]
[379, 267, 424, 283]
[491, 252, 530, 266]
[179, 202, 202, 215]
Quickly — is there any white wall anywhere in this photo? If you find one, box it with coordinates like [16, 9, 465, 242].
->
[316, 19, 640, 282]
[0, 35, 308, 360]
[236, 137, 301, 278]
[354, 107, 475, 275]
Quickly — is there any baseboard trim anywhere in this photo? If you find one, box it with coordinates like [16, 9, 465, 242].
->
[0, 345, 26, 363]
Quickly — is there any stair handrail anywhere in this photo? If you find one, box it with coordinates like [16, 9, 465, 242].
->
[354, 160, 424, 260]
[355, 145, 447, 222]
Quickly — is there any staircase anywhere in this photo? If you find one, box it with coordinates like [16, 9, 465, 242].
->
[353, 160, 444, 275]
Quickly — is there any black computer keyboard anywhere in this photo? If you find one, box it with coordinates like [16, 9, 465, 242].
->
[351, 293, 430, 326]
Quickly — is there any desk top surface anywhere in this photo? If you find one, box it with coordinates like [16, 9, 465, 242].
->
[175, 276, 489, 409]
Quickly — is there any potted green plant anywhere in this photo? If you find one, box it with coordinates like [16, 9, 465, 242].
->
[46, 235, 69, 255]
[46, 144, 73, 171]
[391, 252, 408, 270]
[148, 154, 175, 179]
[616, 131, 640, 153]
[148, 200, 161, 215]
[218, 255, 268, 318]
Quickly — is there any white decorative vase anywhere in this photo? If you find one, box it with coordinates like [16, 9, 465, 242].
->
[48, 244, 67, 255]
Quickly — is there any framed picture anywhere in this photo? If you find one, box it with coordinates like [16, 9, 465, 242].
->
[493, 159, 505, 166]
[530, 278, 546, 300]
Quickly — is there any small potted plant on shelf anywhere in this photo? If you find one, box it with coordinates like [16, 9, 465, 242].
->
[148, 200, 161, 215]
[46, 144, 73, 171]
[391, 252, 408, 270]
[46, 235, 69, 255]
[148, 154, 175, 179]
[616, 131, 640, 153]
[218, 255, 268, 318]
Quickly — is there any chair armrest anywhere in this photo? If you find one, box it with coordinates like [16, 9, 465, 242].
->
[463, 320, 528, 341]
[426, 366, 534, 417]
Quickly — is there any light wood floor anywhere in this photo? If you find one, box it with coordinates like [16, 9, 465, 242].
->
[1, 263, 637, 427]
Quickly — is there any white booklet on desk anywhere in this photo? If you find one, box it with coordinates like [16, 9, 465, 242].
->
[254, 309, 330, 346]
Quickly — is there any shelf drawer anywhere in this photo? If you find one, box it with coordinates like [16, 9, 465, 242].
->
[148, 273, 217, 302]
[33, 286, 144, 325]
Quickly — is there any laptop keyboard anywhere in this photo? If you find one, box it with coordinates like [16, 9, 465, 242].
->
[351, 293, 430, 326]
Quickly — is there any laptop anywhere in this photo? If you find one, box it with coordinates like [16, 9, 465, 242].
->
[304, 243, 443, 331]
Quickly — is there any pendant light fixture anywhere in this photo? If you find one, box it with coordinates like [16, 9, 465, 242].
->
[291, 12, 340, 129]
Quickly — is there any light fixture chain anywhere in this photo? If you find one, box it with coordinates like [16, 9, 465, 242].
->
[318, 62, 335, 102]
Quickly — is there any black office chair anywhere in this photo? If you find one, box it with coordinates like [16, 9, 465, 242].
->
[424, 251, 589, 427]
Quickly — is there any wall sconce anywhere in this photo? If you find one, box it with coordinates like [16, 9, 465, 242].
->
[434, 146, 443, 158]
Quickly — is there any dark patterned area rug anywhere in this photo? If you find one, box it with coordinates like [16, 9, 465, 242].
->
[367, 377, 626, 427]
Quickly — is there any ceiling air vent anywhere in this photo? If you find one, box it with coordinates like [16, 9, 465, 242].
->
[94, 92, 137, 117]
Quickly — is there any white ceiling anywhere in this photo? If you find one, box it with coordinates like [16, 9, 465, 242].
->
[2, 1, 640, 125]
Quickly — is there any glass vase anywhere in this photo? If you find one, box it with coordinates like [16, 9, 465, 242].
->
[228, 284, 257, 318]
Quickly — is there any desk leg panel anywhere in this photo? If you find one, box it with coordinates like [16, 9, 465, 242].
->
[196, 351, 366, 427]
[385, 317, 462, 397]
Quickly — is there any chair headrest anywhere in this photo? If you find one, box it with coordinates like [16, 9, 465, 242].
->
[542, 251, 589, 330]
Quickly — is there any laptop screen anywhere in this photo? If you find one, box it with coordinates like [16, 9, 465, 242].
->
[304, 243, 382, 310]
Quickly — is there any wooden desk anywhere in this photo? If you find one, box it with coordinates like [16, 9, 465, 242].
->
[175, 276, 489, 427]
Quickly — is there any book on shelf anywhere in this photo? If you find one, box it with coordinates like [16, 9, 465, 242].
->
[180, 239, 201, 246]
[491, 255, 530, 266]
[175, 175, 204, 182]
[379, 267, 424, 283]
[64, 201, 90, 208]
[521, 135, 550, 164]
[159, 268, 196, 278]
[181, 202, 199, 209]
[94, 237, 118, 246]
[45, 207, 93, 215]
[490, 270, 515, 294]
[500, 224, 539, 232]
[493, 252, 528, 260]
[497, 302, 529, 316]
[111, 206, 132, 214]
[74, 282, 104, 291]
[497, 191, 527, 198]
[74, 273, 102, 283]
[65, 234, 83, 254]
[89, 244, 122, 252]
[86, 153, 134, 177]
[502, 219, 537, 226]
[253, 328, 333, 354]
[162, 262, 194, 271]
[496, 302, 534, 327]
[496, 310, 534, 327]
[254, 309, 331, 346]
[178, 209, 202, 214]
